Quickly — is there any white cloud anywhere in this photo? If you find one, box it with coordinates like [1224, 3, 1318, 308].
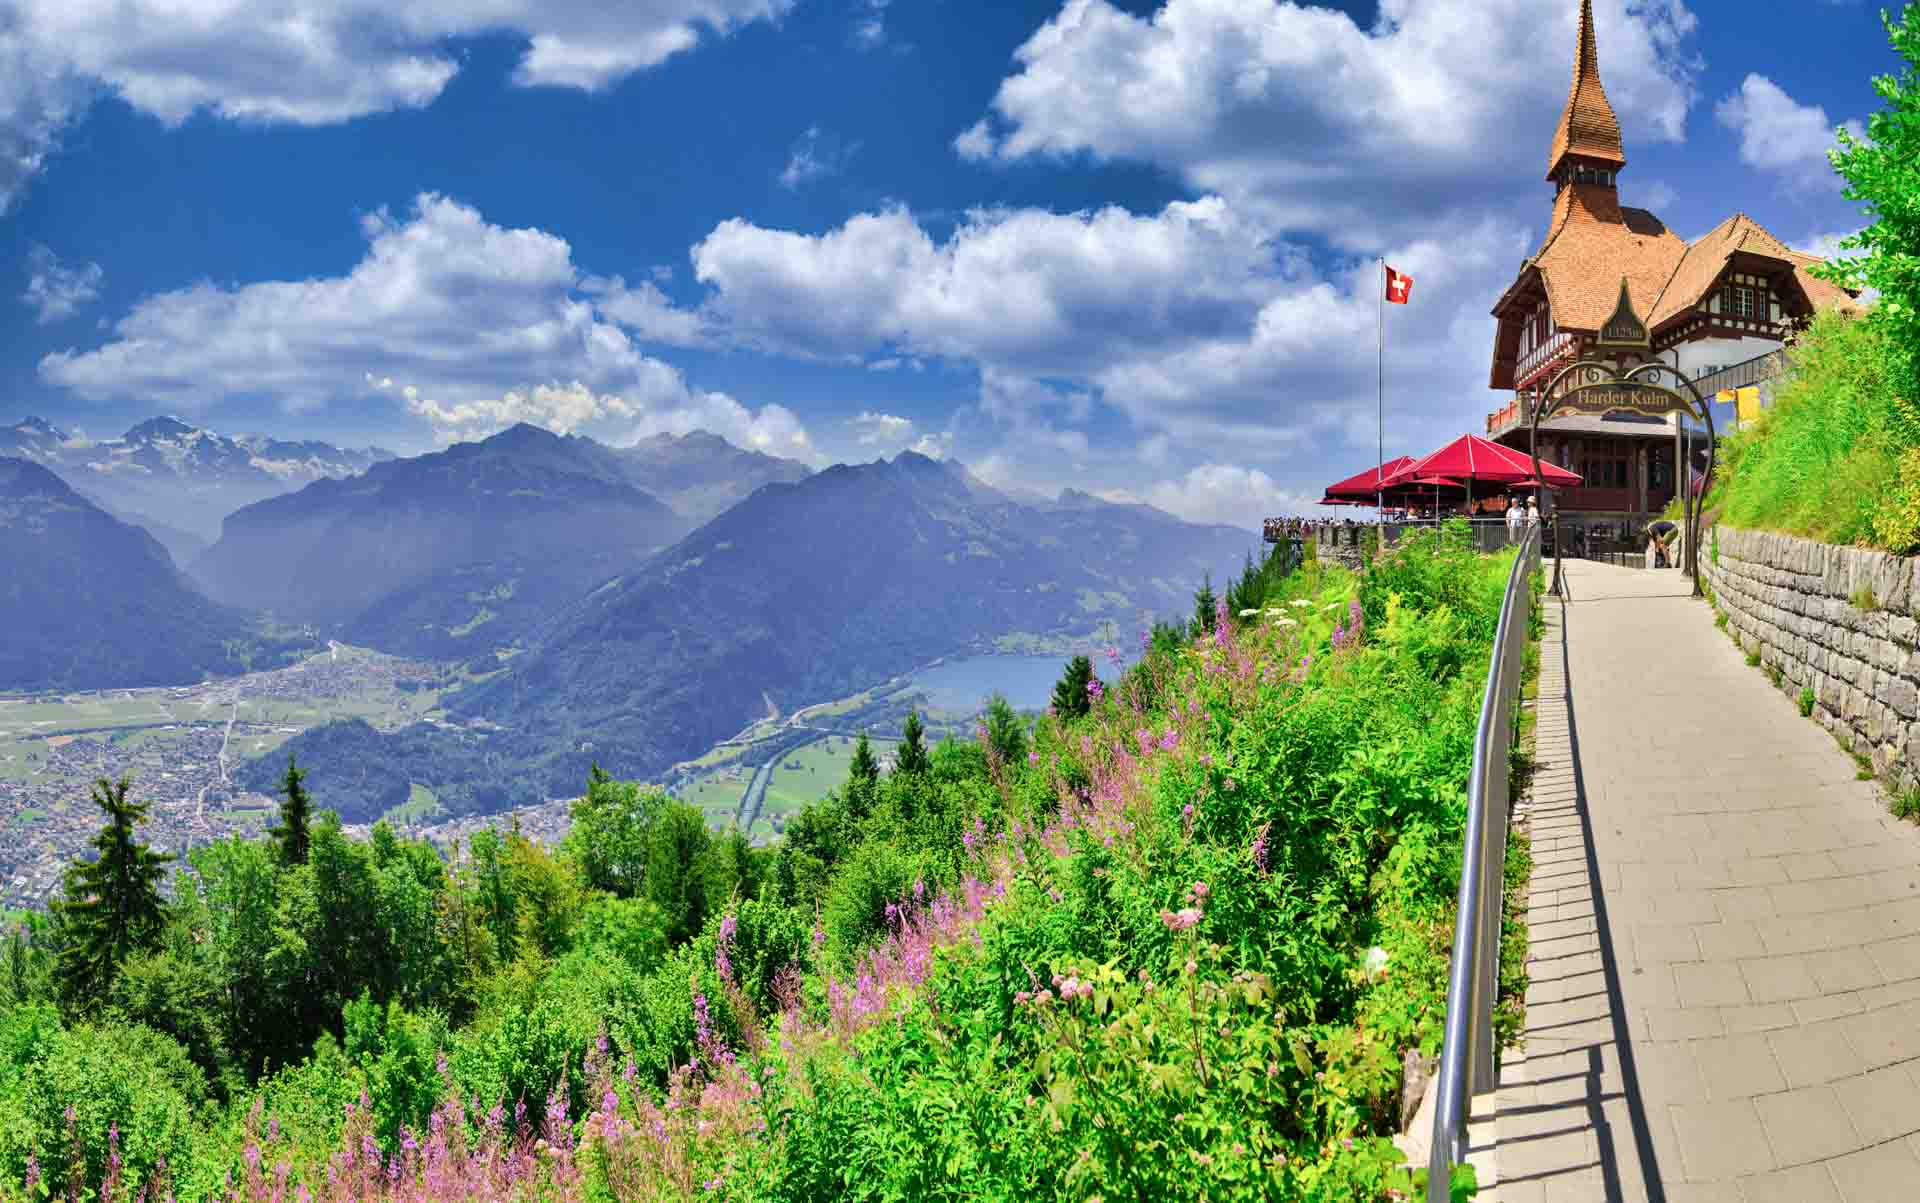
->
[583, 275, 715, 348]
[853, 0, 890, 48]
[687, 196, 1526, 461]
[1714, 74, 1862, 192]
[780, 126, 829, 189]
[848, 410, 914, 445]
[22, 243, 103, 324]
[959, 0, 1702, 245]
[39, 192, 816, 458]
[1102, 463, 1325, 528]
[1798, 229, 1860, 260]
[777, 125, 858, 190]
[0, 0, 791, 207]
[953, 119, 994, 161]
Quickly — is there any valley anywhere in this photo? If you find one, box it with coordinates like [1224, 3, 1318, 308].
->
[0, 644, 441, 908]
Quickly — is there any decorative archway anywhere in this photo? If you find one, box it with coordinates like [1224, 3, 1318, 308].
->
[1528, 358, 1716, 597]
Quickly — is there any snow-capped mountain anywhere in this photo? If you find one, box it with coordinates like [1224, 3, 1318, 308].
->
[0, 415, 394, 540]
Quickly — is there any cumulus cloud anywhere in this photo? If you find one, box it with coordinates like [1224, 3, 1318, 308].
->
[686, 196, 1526, 458]
[1798, 230, 1860, 260]
[0, 0, 791, 206]
[22, 243, 103, 323]
[39, 192, 817, 457]
[1714, 75, 1862, 192]
[1097, 464, 1326, 529]
[848, 410, 915, 445]
[959, 0, 1702, 244]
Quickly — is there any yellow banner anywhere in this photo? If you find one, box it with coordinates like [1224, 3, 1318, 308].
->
[1737, 387, 1762, 422]
[1716, 389, 1736, 404]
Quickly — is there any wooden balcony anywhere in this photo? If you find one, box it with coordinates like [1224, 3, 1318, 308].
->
[1514, 331, 1578, 390]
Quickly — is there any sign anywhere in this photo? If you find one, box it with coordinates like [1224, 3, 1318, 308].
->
[1542, 361, 1692, 420]
[1594, 277, 1650, 350]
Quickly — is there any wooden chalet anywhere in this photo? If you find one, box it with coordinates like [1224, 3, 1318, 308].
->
[1484, 0, 1859, 550]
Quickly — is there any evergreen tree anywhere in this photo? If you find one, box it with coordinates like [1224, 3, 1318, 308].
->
[1193, 573, 1218, 635]
[845, 732, 881, 821]
[1051, 655, 1094, 719]
[271, 754, 313, 867]
[894, 710, 930, 776]
[983, 694, 1027, 766]
[51, 776, 173, 1011]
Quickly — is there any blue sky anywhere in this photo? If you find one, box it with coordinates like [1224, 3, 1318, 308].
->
[0, 0, 1895, 525]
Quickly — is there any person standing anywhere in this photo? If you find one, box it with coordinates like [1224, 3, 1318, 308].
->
[1506, 498, 1524, 539]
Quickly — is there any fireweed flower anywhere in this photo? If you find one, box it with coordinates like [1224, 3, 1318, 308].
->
[1087, 678, 1105, 703]
[1252, 822, 1272, 872]
[1160, 907, 1203, 931]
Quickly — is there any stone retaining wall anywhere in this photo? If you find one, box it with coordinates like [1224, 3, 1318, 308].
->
[1701, 525, 1920, 793]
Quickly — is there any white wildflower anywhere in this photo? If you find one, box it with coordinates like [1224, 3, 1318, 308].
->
[1362, 946, 1390, 980]
[1238, 608, 1261, 618]
[1290, 599, 1311, 608]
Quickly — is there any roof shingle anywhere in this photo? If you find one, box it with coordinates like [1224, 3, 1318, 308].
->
[1547, 0, 1626, 179]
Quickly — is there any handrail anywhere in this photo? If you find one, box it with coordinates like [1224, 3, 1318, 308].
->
[1426, 524, 1540, 1201]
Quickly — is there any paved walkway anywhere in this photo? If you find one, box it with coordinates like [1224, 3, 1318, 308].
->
[1480, 558, 1920, 1203]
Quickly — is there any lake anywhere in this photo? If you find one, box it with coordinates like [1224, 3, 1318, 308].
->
[906, 649, 1140, 714]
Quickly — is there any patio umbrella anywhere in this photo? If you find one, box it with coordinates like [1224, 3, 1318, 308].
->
[1323, 455, 1417, 502]
[1383, 434, 1582, 490]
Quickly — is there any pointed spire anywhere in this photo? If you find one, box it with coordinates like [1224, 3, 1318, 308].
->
[1547, 0, 1626, 181]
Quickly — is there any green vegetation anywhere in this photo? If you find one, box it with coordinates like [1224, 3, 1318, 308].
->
[1894, 788, 1920, 822]
[1799, 686, 1816, 717]
[1709, 5, 1920, 552]
[0, 526, 1528, 1201]
[1849, 585, 1882, 612]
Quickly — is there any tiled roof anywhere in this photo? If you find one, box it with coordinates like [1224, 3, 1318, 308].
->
[1546, 0, 1626, 179]
[1644, 214, 1860, 328]
[1525, 184, 1689, 331]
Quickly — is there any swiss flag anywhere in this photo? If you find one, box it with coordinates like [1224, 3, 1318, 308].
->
[1385, 265, 1413, 304]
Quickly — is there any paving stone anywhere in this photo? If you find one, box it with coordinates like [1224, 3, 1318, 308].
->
[1833, 1064, 1920, 1145]
[1734, 1164, 1841, 1203]
[1670, 1099, 1776, 1181]
[1753, 1086, 1861, 1166]
[1767, 1021, 1866, 1089]
[1823, 1138, 1920, 1203]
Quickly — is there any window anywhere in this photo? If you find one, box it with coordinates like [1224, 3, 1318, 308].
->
[1728, 286, 1756, 320]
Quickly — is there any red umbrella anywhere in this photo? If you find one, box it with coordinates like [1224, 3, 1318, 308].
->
[1384, 434, 1581, 489]
[1323, 455, 1417, 500]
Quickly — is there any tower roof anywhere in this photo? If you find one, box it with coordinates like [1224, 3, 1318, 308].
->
[1546, 0, 1627, 180]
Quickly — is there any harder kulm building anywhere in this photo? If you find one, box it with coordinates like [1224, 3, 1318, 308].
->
[1484, 0, 1859, 553]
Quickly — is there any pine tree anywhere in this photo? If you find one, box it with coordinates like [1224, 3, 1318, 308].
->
[894, 710, 930, 776]
[1051, 655, 1094, 719]
[272, 753, 313, 867]
[984, 694, 1027, 766]
[846, 732, 881, 821]
[51, 776, 173, 1011]
[1193, 573, 1218, 635]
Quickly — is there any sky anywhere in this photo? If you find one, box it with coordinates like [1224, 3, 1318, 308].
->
[0, 0, 1896, 527]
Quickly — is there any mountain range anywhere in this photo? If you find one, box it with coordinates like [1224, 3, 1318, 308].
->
[260, 450, 1257, 811]
[0, 457, 260, 692]
[188, 423, 808, 661]
[0, 415, 394, 548]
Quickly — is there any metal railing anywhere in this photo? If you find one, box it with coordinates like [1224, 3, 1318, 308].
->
[1426, 524, 1540, 1201]
[1692, 349, 1785, 397]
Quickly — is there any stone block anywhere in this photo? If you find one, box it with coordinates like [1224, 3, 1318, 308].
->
[1891, 678, 1919, 722]
[1893, 614, 1918, 650]
[1876, 551, 1912, 614]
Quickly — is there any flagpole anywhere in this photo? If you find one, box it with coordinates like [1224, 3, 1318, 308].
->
[1377, 257, 1385, 518]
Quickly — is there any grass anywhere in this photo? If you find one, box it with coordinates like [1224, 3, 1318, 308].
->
[1708, 311, 1920, 552]
[1848, 585, 1881, 612]
[760, 736, 900, 817]
[1894, 789, 1920, 823]
[1799, 687, 1816, 717]
[1746, 648, 1762, 667]
[381, 783, 445, 826]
